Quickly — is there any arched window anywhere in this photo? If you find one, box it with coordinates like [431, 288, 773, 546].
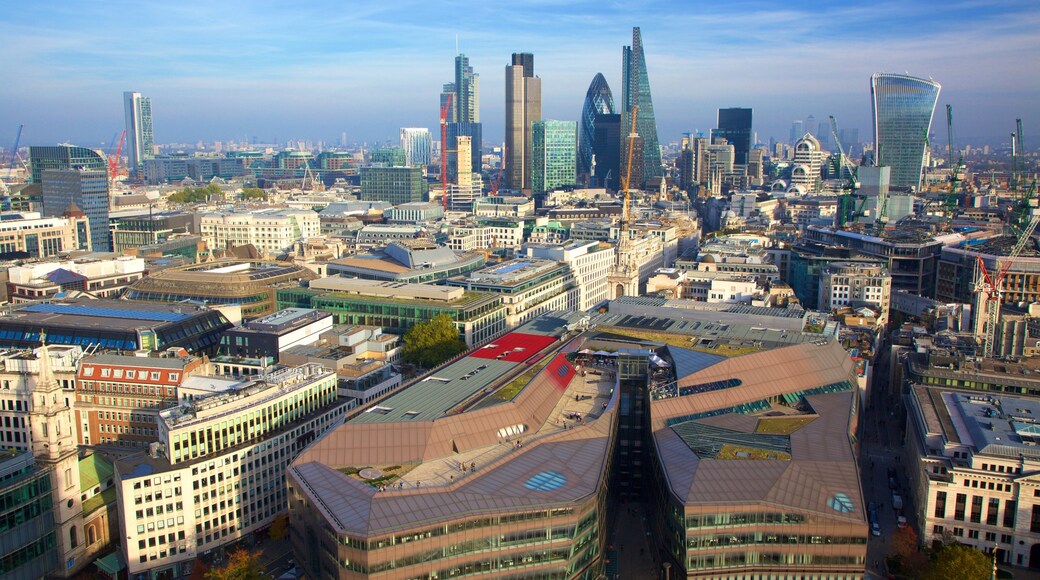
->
[87, 525, 97, 545]
[70, 525, 78, 548]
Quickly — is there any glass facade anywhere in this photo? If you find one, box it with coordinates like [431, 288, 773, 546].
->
[622, 27, 663, 186]
[715, 108, 753, 165]
[578, 74, 615, 180]
[400, 128, 432, 168]
[871, 73, 941, 191]
[124, 91, 154, 175]
[532, 120, 577, 194]
[359, 167, 426, 205]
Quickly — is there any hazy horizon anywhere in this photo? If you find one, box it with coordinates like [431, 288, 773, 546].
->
[3, 1, 1037, 151]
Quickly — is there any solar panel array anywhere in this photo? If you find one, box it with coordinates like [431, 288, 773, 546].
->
[23, 303, 190, 323]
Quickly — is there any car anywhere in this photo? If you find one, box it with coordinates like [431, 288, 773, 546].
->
[868, 501, 877, 513]
[897, 515, 908, 528]
[871, 523, 882, 537]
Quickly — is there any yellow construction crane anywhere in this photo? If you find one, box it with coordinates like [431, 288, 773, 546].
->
[621, 106, 639, 228]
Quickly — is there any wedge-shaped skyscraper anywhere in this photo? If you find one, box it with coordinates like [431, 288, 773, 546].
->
[622, 27, 663, 187]
[871, 73, 941, 191]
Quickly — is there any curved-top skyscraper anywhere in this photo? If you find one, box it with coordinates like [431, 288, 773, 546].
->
[622, 27, 663, 188]
[578, 73, 615, 184]
[870, 73, 941, 191]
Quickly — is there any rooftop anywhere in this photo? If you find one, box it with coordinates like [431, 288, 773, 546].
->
[915, 387, 1040, 460]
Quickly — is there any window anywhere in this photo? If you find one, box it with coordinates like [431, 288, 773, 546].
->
[150, 372, 160, 381]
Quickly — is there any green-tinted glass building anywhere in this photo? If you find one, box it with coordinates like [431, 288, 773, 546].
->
[370, 147, 407, 167]
[359, 167, 426, 205]
[532, 120, 577, 194]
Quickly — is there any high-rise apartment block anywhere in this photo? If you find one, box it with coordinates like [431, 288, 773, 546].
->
[578, 73, 615, 184]
[532, 120, 577, 194]
[400, 127, 432, 168]
[871, 73, 941, 191]
[715, 108, 753, 165]
[622, 27, 663, 187]
[124, 91, 154, 176]
[505, 52, 541, 192]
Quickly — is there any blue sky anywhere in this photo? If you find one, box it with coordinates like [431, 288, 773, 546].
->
[2, 0, 1038, 149]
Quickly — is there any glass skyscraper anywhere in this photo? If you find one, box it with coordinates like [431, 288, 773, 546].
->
[124, 91, 154, 176]
[532, 120, 577, 194]
[622, 27, 663, 187]
[871, 73, 941, 191]
[30, 145, 111, 251]
[454, 54, 479, 123]
[715, 108, 753, 165]
[578, 73, 615, 184]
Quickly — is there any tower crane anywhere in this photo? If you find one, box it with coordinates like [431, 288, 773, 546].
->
[621, 106, 639, 229]
[6, 124, 24, 182]
[108, 130, 126, 180]
[829, 116, 861, 227]
[974, 209, 1040, 358]
[439, 93, 454, 211]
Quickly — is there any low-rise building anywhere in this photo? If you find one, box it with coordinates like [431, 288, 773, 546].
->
[213, 308, 333, 373]
[818, 262, 892, 322]
[114, 364, 353, 579]
[906, 387, 1040, 567]
[0, 209, 91, 258]
[278, 277, 505, 347]
[7, 256, 146, 302]
[446, 258, 580, 329]
[523, 240, 615, 311]
[326, 239, 484, 283]
[197, 209, 320, 256]
[76, 352, 210, 449]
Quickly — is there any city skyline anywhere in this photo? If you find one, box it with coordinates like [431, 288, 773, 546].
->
[2, 1, 1038, 149]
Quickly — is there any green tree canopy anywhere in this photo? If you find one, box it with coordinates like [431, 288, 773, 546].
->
[168, 183, 225, 204]
[240, 187, 267, 201]
[926, 544, 992, 580]
[204, 548, 264, 580]
[402, 313, 466, 368]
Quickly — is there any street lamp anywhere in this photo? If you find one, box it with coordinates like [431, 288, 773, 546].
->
[663, 562, 671, 580]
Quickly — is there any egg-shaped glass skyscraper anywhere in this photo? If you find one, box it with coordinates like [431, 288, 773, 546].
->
[578, 73, 615, 184]
[871, 73, 941, 191]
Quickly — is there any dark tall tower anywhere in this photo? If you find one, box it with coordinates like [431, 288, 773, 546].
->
[578, 73, 616, 185]
[715, 108, 753, 165]
[621, 27, 663, 187]
[593, 114, 622, 191]
[505, 53, 541, 192]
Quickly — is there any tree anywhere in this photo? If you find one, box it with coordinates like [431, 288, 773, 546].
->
[205, 548, 264, 580]
[889, 526, 929, 577]
[240, 187, 267, 201]
[926, 544, 992, 580]
[168, 183, 225, 204]
[402, 313, 466, 368]
[269, 514, 288, 541]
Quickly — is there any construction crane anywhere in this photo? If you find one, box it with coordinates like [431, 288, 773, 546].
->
[6, 124, 24, 182]
[439, 93, 454, 211]
[621, 106, 639, 229]
[301, 159, 323, 192]
[1011, 179, 1038, 233]
[974, 209, 1040, 358]
[108, 130, 125, 180]
[490, 146, 506, 195]
[829, 116, 861, 227]
[1012, 119, 1024, 195]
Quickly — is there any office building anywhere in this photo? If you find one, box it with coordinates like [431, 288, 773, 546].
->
[197, 209, 320, 256]
[447, 258, 580, 329]
[0, 298, 233, 354]
[75, 352, 209, 448]
[400, 128, 432, 168]
[871, 73, 941, 191]
[326, 239, 485, 283]
[370, 147, 406, 167]
[114, 364, 352, 579]
[622, 27, 663, 187]
[0, 450, 60, 577]
[215, 308, 333, 366]
[359, 166, 426, 205]
[715, 108, 753, 165]
[817, 262, 892, 320]
[648, 340, 867, 577]
[454, 53, 480, 123]
[593, 113, 622, 191]
[906, 387, 1040, 567]
[532, 120, 577, 194]
[578, 73, 616, 183]
[278, 277, 505, 347]
[789, 133, 827, 194]
[111, 211, 194, 253]
[124, 260, 318, 319]
[124, 91, 154, 176]
[287, 321, 614, 580]
[446, 122, 482, 183]
[505, 52, 542, 192]
[0, 209, 91, 257]
[523, 240, 615, 311]
[7, 255, 146, 302]
[30, 145, 111, 251]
